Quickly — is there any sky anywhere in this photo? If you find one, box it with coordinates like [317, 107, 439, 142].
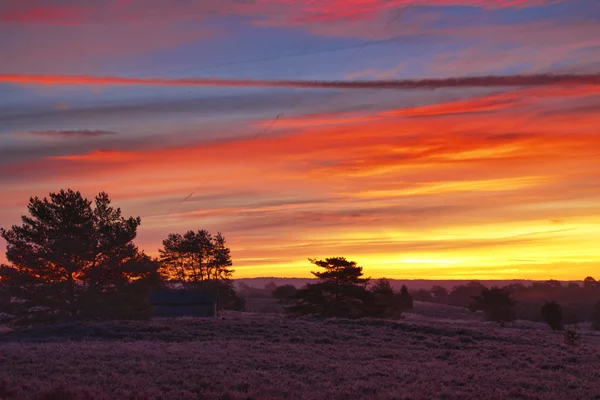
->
[1, 0, 600, 280]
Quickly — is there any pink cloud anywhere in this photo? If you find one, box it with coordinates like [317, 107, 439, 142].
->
[0, 1, 562, 25]
[0, 22, 215, 74]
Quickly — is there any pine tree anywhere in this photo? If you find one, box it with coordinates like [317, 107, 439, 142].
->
[0, 189, 155, 320]
[288, 257, 372, 318]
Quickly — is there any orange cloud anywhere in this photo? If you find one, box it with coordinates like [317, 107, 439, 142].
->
[2, 84, 600, 279]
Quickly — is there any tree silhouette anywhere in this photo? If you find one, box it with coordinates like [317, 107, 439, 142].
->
[0, 279, 10, 314]
[369, 280, 413, 317]
[264, 281, 278, 294]
[288, 257, 372, 318]
[400, 285, 414, 310]
[158, 230, 242, 310]
[430, 286, 449, 303]
[0, 190, 156, 320]
[470, 287, 517, 326]
[583, 276, 597, 289]
[450, 281, 486, 308]
[272, 284, 297, 302]
[541, 301, 564, 331]
[370, 279, 397, 317]
[210, 232, 233, 281]
[159, 230, 233, 286]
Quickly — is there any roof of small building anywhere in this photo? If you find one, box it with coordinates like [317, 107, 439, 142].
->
[149, 289, 219, 305]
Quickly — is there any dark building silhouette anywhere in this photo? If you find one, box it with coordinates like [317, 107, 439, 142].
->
[149, 289, 219, 317]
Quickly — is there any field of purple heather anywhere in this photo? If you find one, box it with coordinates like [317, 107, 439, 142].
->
[1, 304, 600, 400]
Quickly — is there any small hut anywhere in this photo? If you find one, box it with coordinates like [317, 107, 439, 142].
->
[149, 289, 219, 317]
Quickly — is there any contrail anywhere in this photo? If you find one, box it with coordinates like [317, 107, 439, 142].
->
[1, 73, 599, 90]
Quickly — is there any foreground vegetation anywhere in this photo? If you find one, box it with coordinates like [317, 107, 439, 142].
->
[1, 304, 600, 399]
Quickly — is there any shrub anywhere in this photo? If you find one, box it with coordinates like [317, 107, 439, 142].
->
[272, 285, 297, 303]
[564, 326, 582, 347]
[541, 301, 564, 331]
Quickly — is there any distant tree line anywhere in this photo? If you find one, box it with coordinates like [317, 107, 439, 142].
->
[0, 189, 243, 324]
[411, 279, 600, 330]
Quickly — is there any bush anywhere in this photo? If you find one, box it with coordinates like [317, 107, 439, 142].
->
[272, 285, 297, 303]
[564, 326, 582, 347]
[541, 301, 564, 331]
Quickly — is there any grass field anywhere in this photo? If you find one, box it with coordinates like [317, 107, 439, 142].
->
[1, 302, 599, 399]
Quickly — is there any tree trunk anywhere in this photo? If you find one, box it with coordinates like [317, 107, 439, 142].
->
[67, 271, 76, 319]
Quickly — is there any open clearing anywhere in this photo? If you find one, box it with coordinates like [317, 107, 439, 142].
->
[1, 302, 600, 400]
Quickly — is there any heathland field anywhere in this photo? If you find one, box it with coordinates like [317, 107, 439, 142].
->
[1, 302, 600, 400]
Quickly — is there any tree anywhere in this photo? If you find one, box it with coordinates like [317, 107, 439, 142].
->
[399, 285, 414, 310]
[264, 281, 278, 294]
[272, 284, 297, 302]
[583, 276, 597, 289]
[0, 278, 11, 314]
[159, 230, 242, 310]
[370, 279, 397, 317]
[369, 280, 413, 317]
[430, 286, 449, 303]
[0, 189, 155, 320]
[541, 301, 564, 331]
[288, 257, 371, 318]
[449, 281, 486, 308]
[210, 232, 233, 281]
[470, 287, 517, 326]
[159, 230, 234, 286]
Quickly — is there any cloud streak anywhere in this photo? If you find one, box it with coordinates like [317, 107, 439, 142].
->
[2, 73, 600, 90]
[26, 130, 118, 138]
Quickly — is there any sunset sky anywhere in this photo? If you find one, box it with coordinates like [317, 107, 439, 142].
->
[1, 0, 600, 280]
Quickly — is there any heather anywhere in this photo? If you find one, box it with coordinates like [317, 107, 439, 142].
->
[2, 303, 600, 400]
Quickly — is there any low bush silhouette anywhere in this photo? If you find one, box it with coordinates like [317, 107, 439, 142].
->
[564, 326, 582, 346]
[272, 284, 298, 303]
[541, 301, 564, 331]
